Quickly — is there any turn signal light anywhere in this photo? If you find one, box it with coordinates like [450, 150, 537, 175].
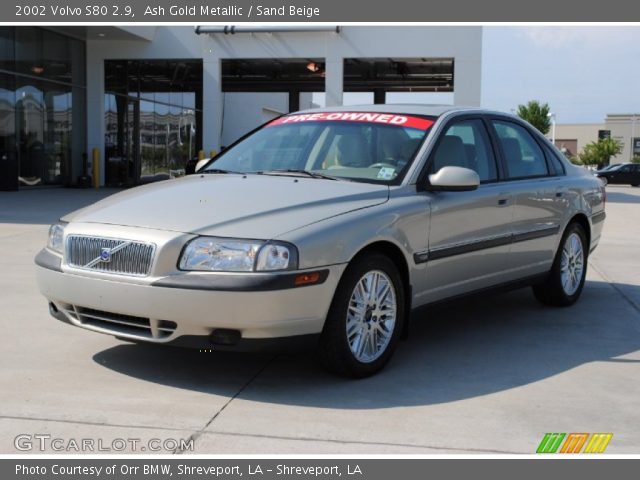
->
[294, 272, 321, 286]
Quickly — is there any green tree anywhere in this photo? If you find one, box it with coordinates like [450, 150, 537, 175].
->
[516, 100, 551, 135]
[577, 143, 600, 166]
[578, 138, 623, 168]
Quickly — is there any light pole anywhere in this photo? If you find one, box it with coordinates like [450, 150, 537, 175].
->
[547, 112, 556, 145]
[631, 114, 637, 161]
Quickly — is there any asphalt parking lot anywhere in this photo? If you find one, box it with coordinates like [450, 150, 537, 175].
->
[1, 186, 639, 454]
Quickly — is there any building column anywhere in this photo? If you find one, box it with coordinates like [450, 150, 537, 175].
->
[202, 58, 223, 154]
[288, 90, 300, 113]
[85, 41, 105, 185]
[325, 58, 343, 107]
[453, 58, 482, 107]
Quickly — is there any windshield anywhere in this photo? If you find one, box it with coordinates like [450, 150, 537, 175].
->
[205, 112, 435, 184]
[603, 164, 621, 171]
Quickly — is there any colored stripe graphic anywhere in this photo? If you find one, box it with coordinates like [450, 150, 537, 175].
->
[537, 433, 613, 453]
[583, 433, 613, 453]
[560, 433, 589, 453]
[537, 433, 566, 453]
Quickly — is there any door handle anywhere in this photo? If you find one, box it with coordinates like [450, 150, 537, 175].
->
[497, 192, 511, 207]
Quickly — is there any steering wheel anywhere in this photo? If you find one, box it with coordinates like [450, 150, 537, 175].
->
[369, 162, 396, 169]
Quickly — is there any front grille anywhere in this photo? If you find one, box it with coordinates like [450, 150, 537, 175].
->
[63, 305, 176, 339]
[66, 235, 155, 276]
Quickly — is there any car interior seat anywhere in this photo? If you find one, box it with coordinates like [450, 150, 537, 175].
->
[501, 137, 527, 178]
[336, 132, 371, 167]
[431, 135, 469, 172]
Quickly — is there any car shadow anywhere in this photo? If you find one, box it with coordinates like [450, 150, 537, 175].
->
[604, 187, 640, 204]
[92, 279, 640, 409]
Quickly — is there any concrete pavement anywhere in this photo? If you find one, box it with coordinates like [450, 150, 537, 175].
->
[1, 186, 639, 454]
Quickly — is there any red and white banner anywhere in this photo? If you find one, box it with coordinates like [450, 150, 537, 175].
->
[267, 112, 434, 130]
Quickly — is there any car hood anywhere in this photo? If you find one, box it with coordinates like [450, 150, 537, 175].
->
[63, 174, 389, 239]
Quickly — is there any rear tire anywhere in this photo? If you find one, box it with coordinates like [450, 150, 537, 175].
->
[319, 253, 405, 378]
[532, 222, 588, 307]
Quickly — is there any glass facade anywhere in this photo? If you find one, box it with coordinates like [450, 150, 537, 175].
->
[104, 60, 202, 186]
[0, 27, 86, 190]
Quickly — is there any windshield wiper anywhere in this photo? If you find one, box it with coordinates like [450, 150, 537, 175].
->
[257, 169, 341, 180]
[201, 168, 244, 175]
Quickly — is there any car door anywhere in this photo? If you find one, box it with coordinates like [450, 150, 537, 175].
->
[419, 116, 514, 304]
[608, 164, 632, 184]
[488, 118, 566, 278]
[632, 164, 640, 186]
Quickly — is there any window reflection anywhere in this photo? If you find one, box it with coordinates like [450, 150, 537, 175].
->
[104, 59, 202, 185]
[0, 27, 86, 190]
[0, 75, 17, 188]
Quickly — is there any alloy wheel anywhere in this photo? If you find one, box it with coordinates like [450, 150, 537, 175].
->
[560, 232, 585, 296]
[345, 270, 397, 363]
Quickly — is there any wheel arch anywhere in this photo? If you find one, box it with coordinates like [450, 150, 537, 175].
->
[348, 240, 413, 339]
[566, 212, 591, 252]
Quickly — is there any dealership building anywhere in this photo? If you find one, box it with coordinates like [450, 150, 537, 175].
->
[554, 115, 640, 162]
[0, 25, 482, 190]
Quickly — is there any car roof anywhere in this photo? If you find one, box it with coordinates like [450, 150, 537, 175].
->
[294, 104, 508, 118]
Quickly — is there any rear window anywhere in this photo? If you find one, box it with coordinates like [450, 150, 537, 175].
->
[492, 120, 550, 179]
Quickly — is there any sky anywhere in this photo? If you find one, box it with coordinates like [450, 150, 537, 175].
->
[314, 26, 640, 124]
[481, 26, 640, 123]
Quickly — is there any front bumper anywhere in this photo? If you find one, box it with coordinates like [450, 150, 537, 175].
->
[36, 252, 346, 348]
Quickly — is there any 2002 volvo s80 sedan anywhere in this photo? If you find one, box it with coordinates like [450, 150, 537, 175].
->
[36, 105, 606, 377]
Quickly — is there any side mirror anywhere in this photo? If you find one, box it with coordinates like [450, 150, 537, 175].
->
[194, 159, 210, 173]
[427, 166, 480, 191]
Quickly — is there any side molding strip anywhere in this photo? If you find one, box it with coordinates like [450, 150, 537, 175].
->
[415, 225, 560, 264]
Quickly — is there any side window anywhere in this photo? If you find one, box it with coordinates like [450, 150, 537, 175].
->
[620, 164, 633, 173]
[543, 144, 566, 176]
[429, 119, 498, 183]
[492, 120, 549, 179]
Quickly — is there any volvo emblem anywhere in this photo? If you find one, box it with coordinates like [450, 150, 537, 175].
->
[83, 240, 132, 269]
[99, 247, 112, 263]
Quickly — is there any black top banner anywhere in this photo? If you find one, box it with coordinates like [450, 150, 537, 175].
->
[4, 0, 640, 22]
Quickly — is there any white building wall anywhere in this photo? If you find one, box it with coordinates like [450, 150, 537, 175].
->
[86, 26, 483, 183]
[553, 123, 604, 154]
[221, 93, 288, 147]
[605, 114, 640, 162]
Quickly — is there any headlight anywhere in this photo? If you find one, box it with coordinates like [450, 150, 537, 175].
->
[179, 237, 297, 272]
[47, 222, 66, 254]
[256, 244, 292, 271]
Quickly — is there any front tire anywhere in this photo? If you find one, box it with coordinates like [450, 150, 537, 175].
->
[532, 222, 588, 307]
[319, 253, 405, 378]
